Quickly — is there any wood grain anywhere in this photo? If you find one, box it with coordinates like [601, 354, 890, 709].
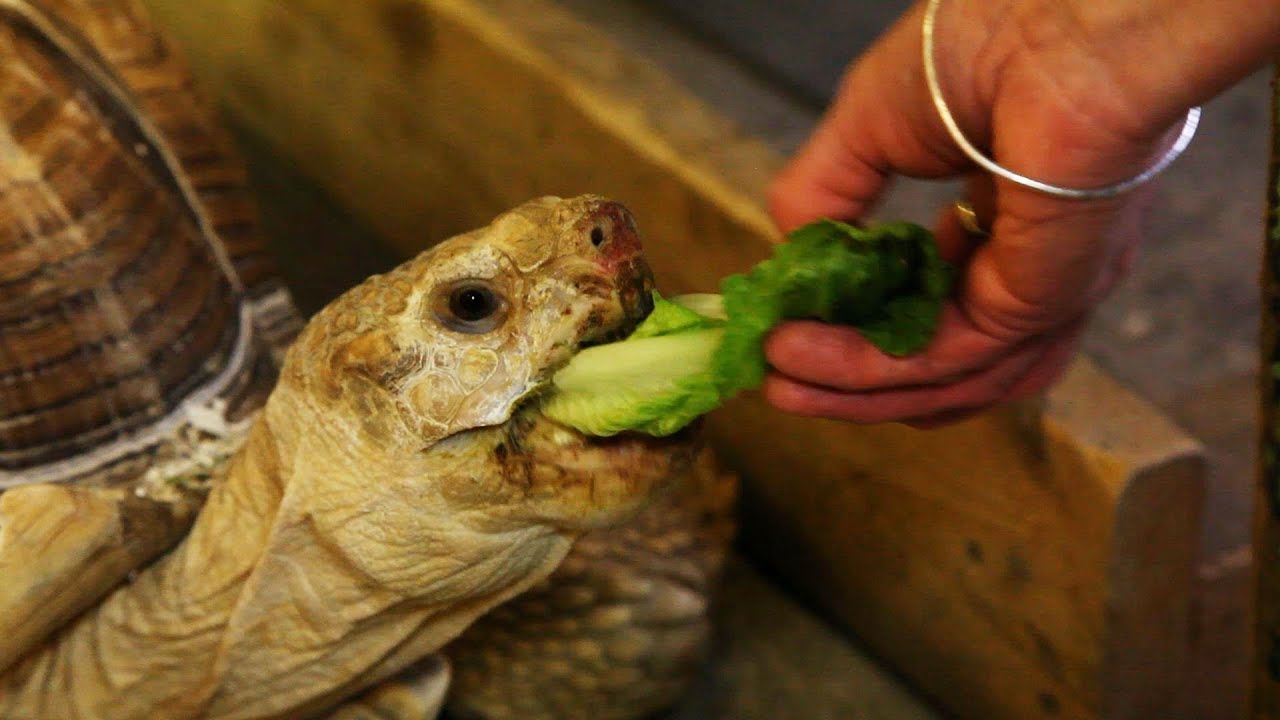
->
[141, 0, 1208, 717]
[1253, 62, 1280, 720]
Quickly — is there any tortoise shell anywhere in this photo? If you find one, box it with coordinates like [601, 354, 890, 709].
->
[0, 0, 301, 675]
[0, 0, 299, 488]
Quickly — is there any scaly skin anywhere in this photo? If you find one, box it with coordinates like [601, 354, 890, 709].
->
[446, 444, 737, 720]
[0, 196, 695, 720]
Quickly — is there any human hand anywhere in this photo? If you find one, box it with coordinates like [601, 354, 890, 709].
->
[764, 0, 1278, 427]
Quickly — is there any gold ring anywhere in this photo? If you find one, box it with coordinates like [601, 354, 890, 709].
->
[953, 200, 989, 238]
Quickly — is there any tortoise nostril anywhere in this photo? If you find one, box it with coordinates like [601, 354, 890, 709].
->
[590, 226, 606, 247]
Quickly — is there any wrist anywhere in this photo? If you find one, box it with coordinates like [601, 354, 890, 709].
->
[1014, 0, 1279, 136]
[934, 0, 1273, 190]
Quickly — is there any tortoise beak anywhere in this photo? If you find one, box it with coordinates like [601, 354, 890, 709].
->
[618, 261, 655, 329]
[574, 198, 656, 341]
[580, 200, 654, 309]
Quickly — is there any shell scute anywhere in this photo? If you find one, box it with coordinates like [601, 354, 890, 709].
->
[0, 0, 298, 483]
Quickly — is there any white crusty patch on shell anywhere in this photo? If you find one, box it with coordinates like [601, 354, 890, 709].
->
[134, 407, 251, 502]
[0, 304, 257, 489]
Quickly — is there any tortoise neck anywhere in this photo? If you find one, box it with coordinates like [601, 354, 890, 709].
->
[167, 411, 289, 608]
[0, 385, 580, 719]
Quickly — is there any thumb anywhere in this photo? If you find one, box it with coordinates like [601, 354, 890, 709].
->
[959, 184, 1148, 344]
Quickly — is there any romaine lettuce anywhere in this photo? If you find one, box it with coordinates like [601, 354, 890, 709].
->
[541, 219, 953, 436]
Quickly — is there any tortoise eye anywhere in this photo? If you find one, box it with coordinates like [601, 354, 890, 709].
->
[433, 280, 508, 333]
[451, 286, 495, 321]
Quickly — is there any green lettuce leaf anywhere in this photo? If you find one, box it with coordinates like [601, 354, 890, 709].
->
[541, 219, 954, 436]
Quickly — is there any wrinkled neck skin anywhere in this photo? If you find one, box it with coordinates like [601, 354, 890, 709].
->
[0, 379, 582, 720]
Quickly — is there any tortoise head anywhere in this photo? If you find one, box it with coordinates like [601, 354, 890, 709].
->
[272, 196, 693, 548]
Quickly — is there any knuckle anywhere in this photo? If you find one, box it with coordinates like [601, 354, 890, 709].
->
[965, 297, 1045, 343]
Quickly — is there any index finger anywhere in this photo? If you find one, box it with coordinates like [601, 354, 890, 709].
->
[764, 303, 1011, 391]
[767, 1, 972, 233]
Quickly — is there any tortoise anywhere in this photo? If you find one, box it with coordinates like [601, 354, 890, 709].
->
[0, 1, 736, 718]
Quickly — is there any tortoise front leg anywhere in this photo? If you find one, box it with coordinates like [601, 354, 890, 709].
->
[326, 656, 451, 720]
[0, 482, 199, 672]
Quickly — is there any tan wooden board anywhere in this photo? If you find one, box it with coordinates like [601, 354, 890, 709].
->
[142, 0, 1208, 717]
[1253, 63, 1280, 720]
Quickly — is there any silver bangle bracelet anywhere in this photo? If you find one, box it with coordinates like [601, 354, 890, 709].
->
[921, 0, 1201, 200]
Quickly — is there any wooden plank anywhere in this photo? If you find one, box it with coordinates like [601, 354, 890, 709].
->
[141, 1, 1207, 717]
[1254, 63, 1280, 720]
[732, 361, 1202, 720]
[145, 0, 782, 282]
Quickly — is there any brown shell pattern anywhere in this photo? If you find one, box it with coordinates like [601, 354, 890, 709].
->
[0, 0, 299, 488]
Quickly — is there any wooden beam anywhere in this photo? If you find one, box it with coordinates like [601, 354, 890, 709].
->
[141, 1, 1208, 717]
[1253, 63, 1280, 720]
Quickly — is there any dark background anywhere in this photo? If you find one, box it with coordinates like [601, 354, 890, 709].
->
[648, 0, 911, 103]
